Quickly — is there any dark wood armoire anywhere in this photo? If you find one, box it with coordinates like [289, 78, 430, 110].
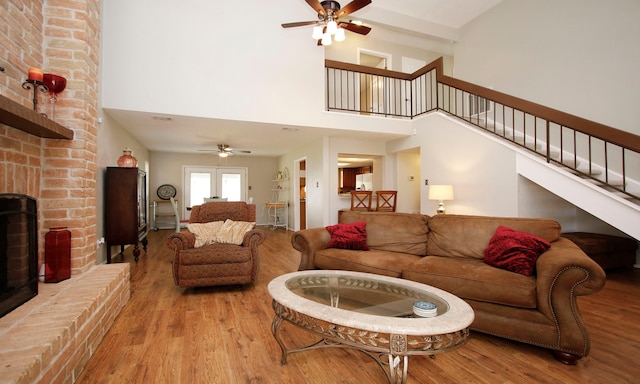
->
[105, 167, 148, 263]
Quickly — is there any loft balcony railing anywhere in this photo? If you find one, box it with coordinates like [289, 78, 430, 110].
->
[325, 58, 640, 202]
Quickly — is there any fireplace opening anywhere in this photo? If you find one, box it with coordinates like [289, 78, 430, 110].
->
[0, 194, 38, 318]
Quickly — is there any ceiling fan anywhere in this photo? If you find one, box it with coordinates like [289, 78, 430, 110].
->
[199, 144, 251, 157]
[282, 0, 372, 46]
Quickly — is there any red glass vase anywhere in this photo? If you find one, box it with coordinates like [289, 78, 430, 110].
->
[44, 227, 71, 283]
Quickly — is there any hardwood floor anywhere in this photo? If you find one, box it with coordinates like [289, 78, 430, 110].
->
[76, 228, 640, 384]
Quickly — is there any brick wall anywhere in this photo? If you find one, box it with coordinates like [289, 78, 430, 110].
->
[1, 0, 100, 273]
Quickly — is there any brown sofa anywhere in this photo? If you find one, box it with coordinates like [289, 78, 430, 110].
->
[291, 211, 606, 364]
[166, 202, 266, 288]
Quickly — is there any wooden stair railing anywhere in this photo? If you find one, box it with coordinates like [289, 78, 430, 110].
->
[325, 58, 640, 202]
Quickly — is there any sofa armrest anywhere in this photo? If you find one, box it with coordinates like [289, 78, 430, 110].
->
[291, 228, 332, 270]
[242, 229, 267, 250]
[536, 237, 606, 304]
[166, 231, 196, 251]
[535, 237, 606, 354]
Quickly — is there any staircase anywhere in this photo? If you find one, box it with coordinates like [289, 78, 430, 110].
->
[325, 58, 640, 240]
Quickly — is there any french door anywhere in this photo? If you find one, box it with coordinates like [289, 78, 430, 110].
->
[182, 166, 247, 219]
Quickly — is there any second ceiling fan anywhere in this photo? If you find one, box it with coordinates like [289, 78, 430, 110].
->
[199, 144, 251, 158]
[282, 0, 372, 46]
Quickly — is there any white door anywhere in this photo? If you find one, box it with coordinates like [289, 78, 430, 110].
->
[183, 166, 248, 218]
[358, 50, 392, 115]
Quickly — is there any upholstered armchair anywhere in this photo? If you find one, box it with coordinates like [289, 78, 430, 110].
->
[166, 202, 266, 288]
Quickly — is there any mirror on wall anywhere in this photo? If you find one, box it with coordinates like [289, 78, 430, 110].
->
[338, 154, 380, 195]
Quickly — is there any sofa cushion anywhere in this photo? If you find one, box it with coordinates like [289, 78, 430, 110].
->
[402, 256, 537, 308]
[484, 226, 551, 275]
[314, 248, 421, 278]
[339, 211, 429, 256]
[427, 214, 561, 260]
[326, 221, 369, 250]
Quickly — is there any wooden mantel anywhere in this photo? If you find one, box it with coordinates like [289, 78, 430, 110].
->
[0, 94, 74, 139]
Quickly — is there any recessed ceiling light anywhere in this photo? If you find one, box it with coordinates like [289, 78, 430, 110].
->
[282, 127, 299, 132]
[151, 115, 172, 121]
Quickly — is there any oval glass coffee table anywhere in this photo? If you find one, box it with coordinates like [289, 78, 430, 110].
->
[268, 270, 474, 384]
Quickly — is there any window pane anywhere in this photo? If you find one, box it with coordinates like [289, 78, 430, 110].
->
[190, 172, 211, 205]
[221, 173, 241, 201]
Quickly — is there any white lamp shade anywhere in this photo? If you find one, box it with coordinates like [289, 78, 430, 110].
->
[334, 27, 345, 42]
[428, 185, 454, 201]
[326, 20, 338, 35]
[321, 33, 332, 46]
[312, 26, 323, 40]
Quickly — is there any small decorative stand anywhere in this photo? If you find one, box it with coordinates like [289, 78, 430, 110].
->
[21, 79, 49, 113]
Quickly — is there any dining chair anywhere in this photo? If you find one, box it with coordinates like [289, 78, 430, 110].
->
[350, 191, 372, 211]
[375, 190, 397, 212]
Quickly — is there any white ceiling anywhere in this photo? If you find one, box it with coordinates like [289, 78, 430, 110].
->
[104, 0, 502, 157]
[369, 0, 502, 29]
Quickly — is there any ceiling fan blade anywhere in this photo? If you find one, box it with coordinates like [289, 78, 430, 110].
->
[282, 21, 317, 28]
[339, 22, 371, 35]
[305, 0, 326, 16]
[336, 0, 371, 18]
[234, 150, 251, 154]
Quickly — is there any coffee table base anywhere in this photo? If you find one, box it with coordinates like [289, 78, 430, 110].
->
[271, 300, 469, 384]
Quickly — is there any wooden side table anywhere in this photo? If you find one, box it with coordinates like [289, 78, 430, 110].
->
[563, 232, 638, 270]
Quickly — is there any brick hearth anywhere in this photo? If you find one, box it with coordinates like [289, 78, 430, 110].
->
[0, 264, 129, 383]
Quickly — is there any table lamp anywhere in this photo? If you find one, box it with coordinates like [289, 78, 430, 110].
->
[428, 185, 454, 214]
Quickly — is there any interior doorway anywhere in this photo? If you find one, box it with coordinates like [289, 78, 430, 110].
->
[395, 148, 421, 214]
[358, 49, 392, 115]
[294, 158, 307, 231]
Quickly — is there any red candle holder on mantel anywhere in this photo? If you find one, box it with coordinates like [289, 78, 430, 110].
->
[42, 73, 66, 120]
[22, 67, 49, 112]
[117, 148, 138, 168]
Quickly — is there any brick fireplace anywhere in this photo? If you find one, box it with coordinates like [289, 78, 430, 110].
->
[1, 1, 129, 383]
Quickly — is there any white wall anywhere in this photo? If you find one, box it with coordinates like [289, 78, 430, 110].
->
[101, 0, 413, 138]
[389, 113, 520, 217]
[454, 0, 640, 135]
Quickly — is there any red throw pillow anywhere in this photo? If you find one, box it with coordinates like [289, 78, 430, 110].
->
[326, 221, 369, 251]
[484, 225, 551, 276]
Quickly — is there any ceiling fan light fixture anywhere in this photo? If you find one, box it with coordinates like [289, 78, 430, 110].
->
[311, 25, 323, 40]
[218, 152, 229, 158]
[326, 20, 338, 35]
[282, 0, 372, 46]
[321, 32, 332, 46]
